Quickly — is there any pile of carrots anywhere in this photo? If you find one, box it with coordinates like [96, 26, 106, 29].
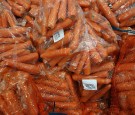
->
[0, 0, 134, 115]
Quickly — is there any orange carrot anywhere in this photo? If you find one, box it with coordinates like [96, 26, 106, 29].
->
[106, 44, 118, 55]
[0, 49, 30, 61]
[4, 10, 16, 27]
[0, 27, 27, 38]
[78, 0, 90, 8]
[90, 84, 111, 101]
[16, 0, 31, 10]
[1, 0, 12, 10]
[0, 44, 14, 53]
[47, 18, 73, 38]
[47, 0, 61, 29]
[18, 82, 39, 115]
[91, 62, 114, 73]
[14, 53, 38, 63]
[41, 48, 71, 58]
[116, 63, 135, 73]
[41, 93, 70, 102]
[3, 60, 44, 75]
[36, 84, 70, 97]
[0, 37, 25, 44]
[96, 43, 108, 59]
[69, 19, 82, 50]
[91, 71, 109, 78]
[0, 95, 11, 114]
[69, 53, 81, 71]
[68, 0, 77, 19]
[76, 52, 88, 74]
[83, 55, 91, 75]
[87, 20, 102, 32]
[35, 79, 69, 90]
[112, 0, 127, 11]
[120, 18, 135, 27]
[66, 73, 79, 101]
[118, 7, 135, 22]
[1, 12, 8, 28]
[116, 81, 135, 92]
[58, 0, 67, 21]
[89, 48, 103, 63]
[49, 57, 63, 67]
[2, 90, 24, 115]
[97, 0, 119, 27]
[55, 102, 79, 109]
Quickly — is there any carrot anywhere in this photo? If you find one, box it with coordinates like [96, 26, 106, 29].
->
[118, 7, 135, 22]
[108, 0, 118, 5]
[47, 0, 61, 29]
[83, 55, 91, 75]
[4, 10, 16, 27]
[62, 109, 82, 115]
[102, 31, 113, 43]
[47, 31, 73, 50]
[68, 0, 77, 19]
[116, 81, 135, 92]
[78, 0, 90, 8]
[36, 84, 70, 97]
[66, 74, 79, 101]
[122, 52, 135, 63]
[97, 0, 119, 27]
[115, 71, 135, 84]
[91, 71, 109, 78]
[112, 0, 127, 11]
[47, 18, 73, 38]
[90, 84, 111, 101]
[75, 52, 88, 74]
[16, 0, 31, 10]
[96, 43, 108, 59]
[0, 95, 11, 115]
[14, 53, 39, 63]
[1, 12, 8, 28]
[35, 79, 69, 90]
[69, 18, 82, 50]
[0, 37, 25, 44]
[106, 44, 118, 55]
[90, 1, 99, 13]
[91, 62, 114, 73]
[49, 57, 63, 67]
[0, 44, 14, 53]
[55, 102, 79, 109]
[58, 0, 67, 21]
[3, 60, 43, 75]
[1, 0, 12, 10]
[41, 48, 71, 58]
[46, 72, 67, 82]
[2, 90, 24, 115]
[41, 93, 70, 102]
[12, 7, 24, 17]
[0, 49, 30, 61]
[31, 0, 39, 5]
[87, 20, 102, 32]
[89, 48, 103, 63]
[116, 63, 135, 73]
[0, 27, 27, 38]
[120, 18, 135, 27]
[18, 82, 39, 115]
[68, 53, 81, 71]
